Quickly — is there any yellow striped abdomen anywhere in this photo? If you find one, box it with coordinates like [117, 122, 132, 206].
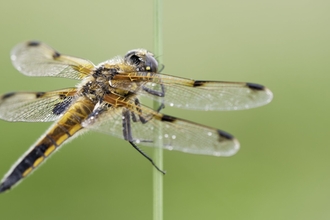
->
[0, 98, 94, 192]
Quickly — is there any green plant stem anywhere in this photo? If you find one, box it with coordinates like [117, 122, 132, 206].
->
[153, 0, 163, 220]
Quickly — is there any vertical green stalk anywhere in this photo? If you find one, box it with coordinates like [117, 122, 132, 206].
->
[153, 0, 163, 220]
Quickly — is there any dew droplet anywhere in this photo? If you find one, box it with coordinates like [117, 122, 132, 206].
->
[167, 146, 173, 151]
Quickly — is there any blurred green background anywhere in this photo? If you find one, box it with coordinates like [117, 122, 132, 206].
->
[0, 0, 329, 219]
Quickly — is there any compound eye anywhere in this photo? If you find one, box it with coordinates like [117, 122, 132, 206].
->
[129, 54, 141, 65]
[125, 51, 142, 65]
[145, 55, 158, 72]
[124, 49, 158, 72]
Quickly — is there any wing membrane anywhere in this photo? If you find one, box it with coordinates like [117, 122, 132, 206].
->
[11, 41, 95, 79]
[112, 72, 273, 111]
[82, 100, 239, 157]
[0, 88, 78, 122]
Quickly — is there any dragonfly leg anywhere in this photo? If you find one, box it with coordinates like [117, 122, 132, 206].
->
[122, 109, 165, 174]
[142, 84, 165, 97]
[133, 98, 164, 124]
[128, 141, 165, 174]
[142, 84, 165, 112]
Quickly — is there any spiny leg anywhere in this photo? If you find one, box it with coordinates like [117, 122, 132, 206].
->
[133, 98, 149, 123]
[142, 84, 165, 112]
[133, 98, 162, 124]
[142, 84, 165, 97]
[122, 109, 165, 174]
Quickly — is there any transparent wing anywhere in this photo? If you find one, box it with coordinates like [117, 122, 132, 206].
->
[111, 72, 273, 111]
[0, 88, 78, 122]
[10, 41, 95, 80]
[82, 100, 239, 157]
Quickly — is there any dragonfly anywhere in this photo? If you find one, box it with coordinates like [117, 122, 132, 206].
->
[0, 41, 273, 193]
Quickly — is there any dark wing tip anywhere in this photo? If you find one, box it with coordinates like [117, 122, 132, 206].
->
[215, 130, 240, 157]
[1, 92, 15, 100]
[217, 130, 234, 140]
[246, 82, 266, 91]
[27, 41, 41, 47]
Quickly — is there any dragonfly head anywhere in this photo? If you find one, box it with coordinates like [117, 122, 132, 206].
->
[125, 49, 158, 73]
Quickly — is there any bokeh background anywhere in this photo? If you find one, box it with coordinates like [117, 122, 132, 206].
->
[0, 0, 329, 219]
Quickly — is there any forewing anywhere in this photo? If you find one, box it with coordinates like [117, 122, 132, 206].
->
[11, 41, 95, 80]
[0, 88, 78, 122]
[112, 72, 273, 111]
[82, 102, 239, 157]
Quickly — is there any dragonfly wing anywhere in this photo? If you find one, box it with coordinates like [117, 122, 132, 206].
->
[112, 72, 273, 111]
[0, 88, 78, 122]
[82, 101, 239, 157]
[11, 41, 95, 80]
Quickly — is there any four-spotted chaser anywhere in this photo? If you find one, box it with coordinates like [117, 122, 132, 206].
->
[0, 41, 273, 193]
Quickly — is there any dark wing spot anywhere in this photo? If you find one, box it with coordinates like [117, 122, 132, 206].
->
[217, 130, 234, 140]
[52, 97, 73, 115]
[59, 94, 66, 99]
[52, 51, 61, 59]
[2, 92, 15, 100]
[27, 41, 40, 47]
[193, 80, 207, 87]
[161, 114, 176, 122]
[36, 92, 45, 98]
[246, 83, 265, 91]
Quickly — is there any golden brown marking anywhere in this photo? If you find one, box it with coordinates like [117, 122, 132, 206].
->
[22, 167, 33, 177]
[127, 74, 135, 82]
[33, 157, 44, 167]
[103, 93, 129, 108]
[44, 145, 56, 157]
[43, 99, 94, 148]
[58, 125, 72, 138]
[46, 134, 59, 147]
[18, 98, 95, 184]
[58, 89, 77, 97]
[59, 56, 94, 76]
[53, 127, 73, 146]
[120, 73, 153, 82]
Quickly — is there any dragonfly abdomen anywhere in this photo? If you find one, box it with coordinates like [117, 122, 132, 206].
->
[0, 98, 94, 193]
